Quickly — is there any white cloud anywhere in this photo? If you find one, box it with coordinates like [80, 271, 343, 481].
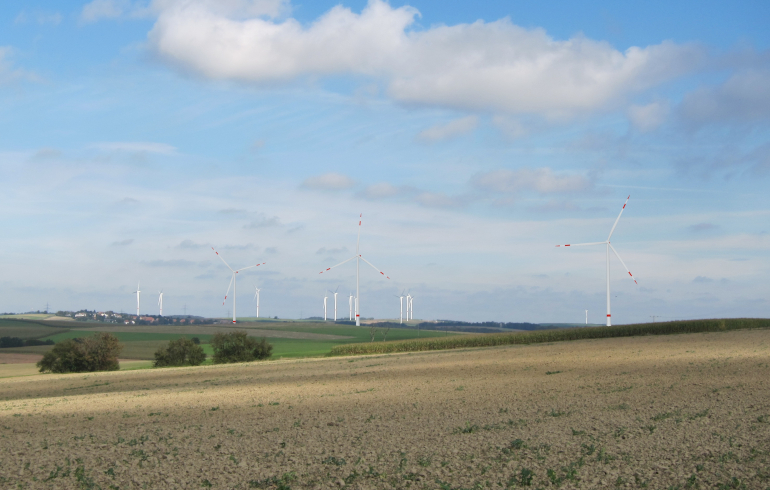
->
[472, 168, 593, 195]
[146, 0, 704, 117]
[15, 11, 63, 25]
[301, 172, 356, 191]
[0, 47, 36, 84]
[417, 116, 478, 142]
[359, 182, 417, 200]
[680, 69, 770, 126]
[90, 141, 177, 155]
[415, 191, 466, 208]
[627, 100, 669, 132]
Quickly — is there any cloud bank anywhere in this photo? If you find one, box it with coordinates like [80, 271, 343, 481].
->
[145, 0, 705, 117]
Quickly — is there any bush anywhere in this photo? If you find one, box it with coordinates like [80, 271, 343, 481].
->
[211, 331, 272, 364]
[37, 333, 122, 373]
[24, 339, 55, 346]
[0, 336, 24, 348]
[191, 337, 201, 345]
[154, 338, 207, 367]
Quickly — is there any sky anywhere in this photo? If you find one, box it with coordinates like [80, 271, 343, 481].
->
[1, 0, 768, 324]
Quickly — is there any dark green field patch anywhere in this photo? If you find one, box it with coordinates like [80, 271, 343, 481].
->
[42, 330, 214, 344]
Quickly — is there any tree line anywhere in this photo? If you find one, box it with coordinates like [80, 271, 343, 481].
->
[36, 331, 273, 374]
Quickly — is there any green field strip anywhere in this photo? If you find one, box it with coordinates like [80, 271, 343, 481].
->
[42, 330, 215, 343]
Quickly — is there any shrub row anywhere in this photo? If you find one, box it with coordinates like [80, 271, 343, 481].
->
[329, 318, 770, 356]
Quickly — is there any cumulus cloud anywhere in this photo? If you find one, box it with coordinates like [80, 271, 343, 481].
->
[244, 215, 281, 228]
[301, 172, 356, 191]
[316, 247, 349, 255]
[693, 276, 713, 283]
[472, 168, 593, 195]
[628, 100, 669, 132]
[680, 69, 770, 126]
[417, 116, 478, 142]
[178, 239, 205, 248]
[146, 0, 705, 117]
[80, 0, 154, 23]
[90, 141, 177, 155]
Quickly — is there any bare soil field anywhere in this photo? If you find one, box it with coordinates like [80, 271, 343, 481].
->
[1, 329, 768, 489]
[76, 324, 353, 341]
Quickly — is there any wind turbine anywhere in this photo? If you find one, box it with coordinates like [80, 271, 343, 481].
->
[158, 290, 163, 316]
[212, 246, 265, 324]
[556, 195, 638, 326]
[395, 290, 405, 323]
[323, 291, 328, 321]
[331, 287, 340, 321]
[253, 287, 261, 319]
[319, 214, 390, 326]
[133, 282, 141, 316]
[405, 292, 412, 321]
[409, 295, 414, 320]
[348, 292, 353, 321]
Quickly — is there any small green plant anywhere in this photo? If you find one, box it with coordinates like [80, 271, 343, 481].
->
[454, 422, 480, 434]
[545, 370, 562, 375]
[322, 456, 347, 466]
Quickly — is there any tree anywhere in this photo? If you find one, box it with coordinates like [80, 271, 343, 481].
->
[211, 331, 272, 364]
[154, 338, 206, 367]
[37, 333, 122, 373]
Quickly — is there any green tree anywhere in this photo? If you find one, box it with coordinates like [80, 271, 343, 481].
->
[154, 338, 207, 367]
[211, 331, 272, 364]
[37, 333, 122, 373]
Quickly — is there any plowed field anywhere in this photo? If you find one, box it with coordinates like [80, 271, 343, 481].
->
[1, 329, 769, 489]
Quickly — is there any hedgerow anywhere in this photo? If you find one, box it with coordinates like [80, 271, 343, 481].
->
[329, 318, 770, 356]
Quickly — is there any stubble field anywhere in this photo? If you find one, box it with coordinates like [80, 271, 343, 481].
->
[1, 328, 769, 489]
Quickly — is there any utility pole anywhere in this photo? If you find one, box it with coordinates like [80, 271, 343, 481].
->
[650, 315, 660, 323]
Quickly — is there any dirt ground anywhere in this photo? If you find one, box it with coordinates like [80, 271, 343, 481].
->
[1, 329, 768, 489]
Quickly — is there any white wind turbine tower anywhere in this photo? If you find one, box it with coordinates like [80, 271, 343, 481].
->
[395, 290, 405, 323]
[348, 292, 354, 321]
[158, 291, 163, 316]
[133, 282, 141, 316]
[323, 291, 328, 321]
[319, 214, 391, 326]
[212, 246, 265, 324]
[405, 292, 412, 321]
[409, 295, 414, 320]
[331, 287, 340, 321]
[556, 195, 638, 326]
[253, 287, 261, 319]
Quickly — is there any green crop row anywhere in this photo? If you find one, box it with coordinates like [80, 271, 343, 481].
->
[329, 318, 770, 356]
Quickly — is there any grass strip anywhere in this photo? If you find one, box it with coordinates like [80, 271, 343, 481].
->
[329, 318, 770, 356]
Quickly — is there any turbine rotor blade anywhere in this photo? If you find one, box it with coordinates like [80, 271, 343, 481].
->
[235, 262, 265, 273]
[212, 247, 234, 271]
[607, 195, 630, 242]
[222, 275, 234, 305]
[359, 256, 390, 279]
[609, 243, 638, 285]
[356, 213, 362, 254]
[319, 256, 356, 274]
[555, 241, 606, 247]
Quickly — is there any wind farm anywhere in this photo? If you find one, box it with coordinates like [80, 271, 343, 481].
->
[1, 1, 767, 488]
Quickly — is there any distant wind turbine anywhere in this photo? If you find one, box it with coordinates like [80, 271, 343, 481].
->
[348, 292, 353, 321]
[212, 246, 265, 324]
[323, 291, 328, 321]
[158, 290, 163, 316]
[254, 287, 261, 319]
[395, 290, 405, 323]
[331, 287, 340, 321]
[556, 196, 638, 326]
[319, 214, 390, 326]
[133, 282, 141, 316]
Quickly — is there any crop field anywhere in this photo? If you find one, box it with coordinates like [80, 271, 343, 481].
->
[1, 328, 769, 489]
[0, 320, 455, 360]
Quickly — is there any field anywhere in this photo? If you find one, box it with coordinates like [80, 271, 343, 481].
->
[0, 319, 454, 361]
[1, 328, 769, 489]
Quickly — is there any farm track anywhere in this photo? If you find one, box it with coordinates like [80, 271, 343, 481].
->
[1, 329, 769, 489]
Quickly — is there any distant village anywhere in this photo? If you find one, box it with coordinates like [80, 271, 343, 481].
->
[51, 310, 215, 325]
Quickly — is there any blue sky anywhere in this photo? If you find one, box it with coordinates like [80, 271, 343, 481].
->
[1, 0, 768, 323]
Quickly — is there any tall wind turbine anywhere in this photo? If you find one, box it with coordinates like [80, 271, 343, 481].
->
[253, 287, 261, 319]
[133, 282, 141, 316]
[556, 196, 638, 326]
[158, 290, 163, 316]
[409, 295, 414, 320]
[323, 291, 328, 321]
[319, 214, 390, 326]
[405, 292, 412, 321]
[212, 246, 265, 324]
